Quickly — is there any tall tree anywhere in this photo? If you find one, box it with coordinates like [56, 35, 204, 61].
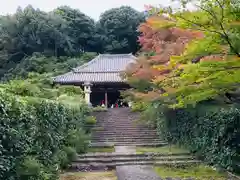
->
[0, 5, 97, 79]
[0, 5, 70, 77]
[54, 6, 97, 53]
[98, 6, 145, 53]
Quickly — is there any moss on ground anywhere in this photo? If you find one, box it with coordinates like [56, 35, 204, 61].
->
[60, 171, 117, 180]
[91, 126, 104, 131]
[154, 165, 227, 179]
[136, 145, 189, 154]
[88, 147, 114, 153]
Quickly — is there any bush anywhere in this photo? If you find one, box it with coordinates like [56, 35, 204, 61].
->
[55, 150, 69, 169]
[85, 116, 97, 125]
[57, 86, 84, 96]
[64, 129, 90, 153]
[0, 90, 90, 180]
[84, 116, 97, 133]
[63, 146, 77, 162]
[92, 106, 107, 112]
[16, 156, 46, 180]
[156, 103, 240, 173]
[131, 101, 147, 112]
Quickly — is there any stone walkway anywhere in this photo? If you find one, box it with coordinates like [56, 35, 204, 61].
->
[115, 146, 161, 180]
[89, 109, 199, 180]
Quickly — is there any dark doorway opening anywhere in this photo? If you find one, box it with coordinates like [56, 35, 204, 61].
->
[91, 90, 125, 107]
[90, 83, 131, 107]
[90, 91, 104, 107]
[107, 91, 120, 107]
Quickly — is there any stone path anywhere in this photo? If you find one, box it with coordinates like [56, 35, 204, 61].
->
[115, 146, 136, 154]
[80, 109, 200, 180]
[115, 146, 161, 180]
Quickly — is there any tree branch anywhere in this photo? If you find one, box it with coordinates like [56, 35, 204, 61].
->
[177, 14, 224, 36]
[214, 0, 240, 56]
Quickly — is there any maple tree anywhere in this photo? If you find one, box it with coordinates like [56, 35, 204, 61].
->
[126, 0, 240, 108]
[125, 14, 201, 102]
[156, 0, 240, 108]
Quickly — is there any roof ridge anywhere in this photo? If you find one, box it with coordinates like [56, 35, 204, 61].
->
[99, 53, 134, 56]
[72, 53, 136, 73]
[74, 71, 123, 73]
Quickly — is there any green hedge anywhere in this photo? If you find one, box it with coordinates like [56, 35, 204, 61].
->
[156, 104, 240, 173]
[0, 91, 90, 180]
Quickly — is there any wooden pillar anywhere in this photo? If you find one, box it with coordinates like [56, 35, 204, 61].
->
[105, 91, 108, 108]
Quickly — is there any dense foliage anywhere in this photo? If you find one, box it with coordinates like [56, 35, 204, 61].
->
[0, 5, 144, 80]
[125, 0, 240, 173]
[98, 6, 145, 53]
[0, 89, 91, 180]
[0, 4, 145, 180]
[155, 103, 240, 172]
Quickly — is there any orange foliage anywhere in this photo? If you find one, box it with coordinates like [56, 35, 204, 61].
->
[134, 91, 160, 102]
[126, 15, 203, 100]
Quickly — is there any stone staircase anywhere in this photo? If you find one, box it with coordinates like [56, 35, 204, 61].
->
[71, 152, 199, 171]
[70, 108, 200, 173]
[90, 108, 165, 147]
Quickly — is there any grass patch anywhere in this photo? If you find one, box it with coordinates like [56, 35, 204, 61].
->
[136, 145, 189, 154]
[91, 126, 105, 131]
[60, 171, 117, 180]
[88, 147, 115, 153]
[92, 106, 108, 112]
[154, 165, 227, 179]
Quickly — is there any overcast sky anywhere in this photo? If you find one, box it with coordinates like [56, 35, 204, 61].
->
[0, 0, 180, 20]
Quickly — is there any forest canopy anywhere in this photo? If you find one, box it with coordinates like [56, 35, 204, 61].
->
[0, 5, 145, 80]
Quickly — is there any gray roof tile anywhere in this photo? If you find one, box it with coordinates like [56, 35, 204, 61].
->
[53, 54, 136, 84]
[73, 54, 136, 72]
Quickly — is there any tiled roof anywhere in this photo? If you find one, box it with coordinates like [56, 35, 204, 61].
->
[53, 54, 136, 84]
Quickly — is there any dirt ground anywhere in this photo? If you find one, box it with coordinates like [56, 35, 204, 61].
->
[60, 171, 117, 180]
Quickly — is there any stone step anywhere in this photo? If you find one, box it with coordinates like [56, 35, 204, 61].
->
[92, 131, 158, 135]
[92, 130, 157, 136]
[93, 128, 154, 131]
[74, 155, 195, 164]
[94, 124, 150, 127]
[91, 139, 164, 142]
[92, 133, 158, 136]
[89, 142, 168, 148]
[70, 160, 201, 170]
[93, 131, 157, 134]
[78, 152, 191, 158]
[91, 139, 161, 143]
[90, 142, 165, 145]
[91, 139, 163, 143]
[93, 127, 156, 130]
[91, 136, 159, 140]
[90, 126, 149, 129]
[92, 135, 158, 138]
[91, 140, 162, 143]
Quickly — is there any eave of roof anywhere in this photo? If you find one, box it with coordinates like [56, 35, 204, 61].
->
[53, 53, 136, 84]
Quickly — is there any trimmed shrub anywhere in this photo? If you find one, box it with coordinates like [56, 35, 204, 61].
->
[0, 90, 90, 180]
[83, 116, 97, 134]
[16, 156, 46, 180]
[131, 101, 147, 112]
[92, 106, 107, 112]
[156, 103, 240, 173]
